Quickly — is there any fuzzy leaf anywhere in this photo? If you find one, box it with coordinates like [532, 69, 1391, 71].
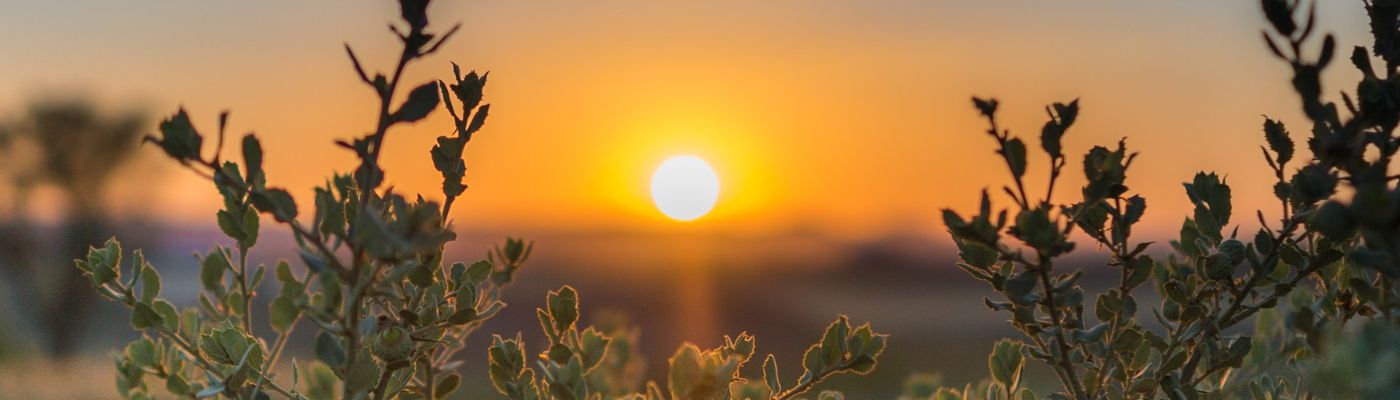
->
[392, 82, 441, 123]
[1262, 118, 1293, 165]
[1004, 137, 1028, 179]
[269, 297, 299, 333]
[139, 261, 161, 304]
[251, 188, 298, 223]
[149, 109, 204, 161]
[548, 286, 579, 332]
[988, 339, 1025, 391]
[131, 303, 163, 329]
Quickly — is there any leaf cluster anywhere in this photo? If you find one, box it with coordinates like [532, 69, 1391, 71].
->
[487, 287, 886, 400]
[82, 2, 893, 400]
[933, 1, 1400, 399]
[83, 1, 532, 399]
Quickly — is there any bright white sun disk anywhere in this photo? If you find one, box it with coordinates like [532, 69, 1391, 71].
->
[650, 156, 720, 221]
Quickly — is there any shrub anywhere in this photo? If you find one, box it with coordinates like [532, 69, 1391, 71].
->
[76, 1, 886, 399]
[935, 0, 1400, 399]
[79, 0, 520, 397]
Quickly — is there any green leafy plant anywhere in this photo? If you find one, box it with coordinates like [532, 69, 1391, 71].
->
[933, 0, 1400, 399]
[485, 286, 885, 400]
[76, 1, 528, 398]
[76, 1, 888, 399]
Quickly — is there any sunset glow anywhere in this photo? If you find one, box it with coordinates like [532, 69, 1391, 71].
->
[0, 1, 1374, 241]
[650, 155, 720, 221]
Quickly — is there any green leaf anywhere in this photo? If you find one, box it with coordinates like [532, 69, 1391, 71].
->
[1125, 256, 1153, 289]
[251, 188, 298, 223]
[1004, 271, 1038, 298]
[503, 238, 526, 263]
[488, 335, 529, 397]
[200, 249, 229, 293]
[972, 97, 999, 117]
[1010, 207, 1066, 254]
[989, 339, 1025, 392]
[81, 239, 122, 285]
[763, 354, 782, 394]
[578, 328, 610, 371]
[139, 258, 161, 304]
[467, 260, 492, 284]
[1190, 172, 1232, 228]
[217, 210, 245, 245]
[166, 374, 191, 396]
[466, 104, 490, 135]
[131, 303, 163, 329]
[275, 261, 304, 297]
[148, 108, 204, 161]
[250, 264, 266, 289]
[435, 373, 460, 399]
[451, 68, 489, 113]
[153, 299, 180, 332]
[242, 134, 264, 186]
[667, 344, 704, 399]
[1081, 141, 1132, 200]
[1004, 137, 1028, 178]
[392, 82, 441, 123]
[179, 306, 200, 336]
[954, 237, 998, 270]
[269, 297, 299, 333]
[801, 345, 825, 379]
[125, 337, 158, 368]
[226, 291, 245, 316]
[1039, 99, 1078, 159]
[1262, 118, 1293, 165]
[240, 206, 260, 248]
[437, 81, 458, 120]
[819, 316, 850, 366]
[547, 342, 572, 365]
[304, 361, 338, 400]
[548, 286, 579, 332]
[315, 332, 345, 366]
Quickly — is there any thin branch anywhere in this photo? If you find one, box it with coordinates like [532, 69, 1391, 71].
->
[345, 44, 374, 87]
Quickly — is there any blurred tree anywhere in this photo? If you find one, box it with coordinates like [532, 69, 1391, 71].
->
[0, 96, 147, 357]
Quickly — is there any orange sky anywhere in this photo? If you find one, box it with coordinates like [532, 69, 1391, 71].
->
[0, 0, 1375, 242]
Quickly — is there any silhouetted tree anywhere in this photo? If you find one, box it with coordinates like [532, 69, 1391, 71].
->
[0, 96, 148, 357]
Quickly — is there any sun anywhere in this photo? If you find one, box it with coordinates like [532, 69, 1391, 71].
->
[650, 155, 720, 221]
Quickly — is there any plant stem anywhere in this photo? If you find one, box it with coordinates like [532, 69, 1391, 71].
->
[237, 245, 254, 333]
[1034, 257, 1087, 399]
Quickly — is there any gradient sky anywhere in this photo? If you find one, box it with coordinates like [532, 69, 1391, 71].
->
[0, 0, 1374, 242]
